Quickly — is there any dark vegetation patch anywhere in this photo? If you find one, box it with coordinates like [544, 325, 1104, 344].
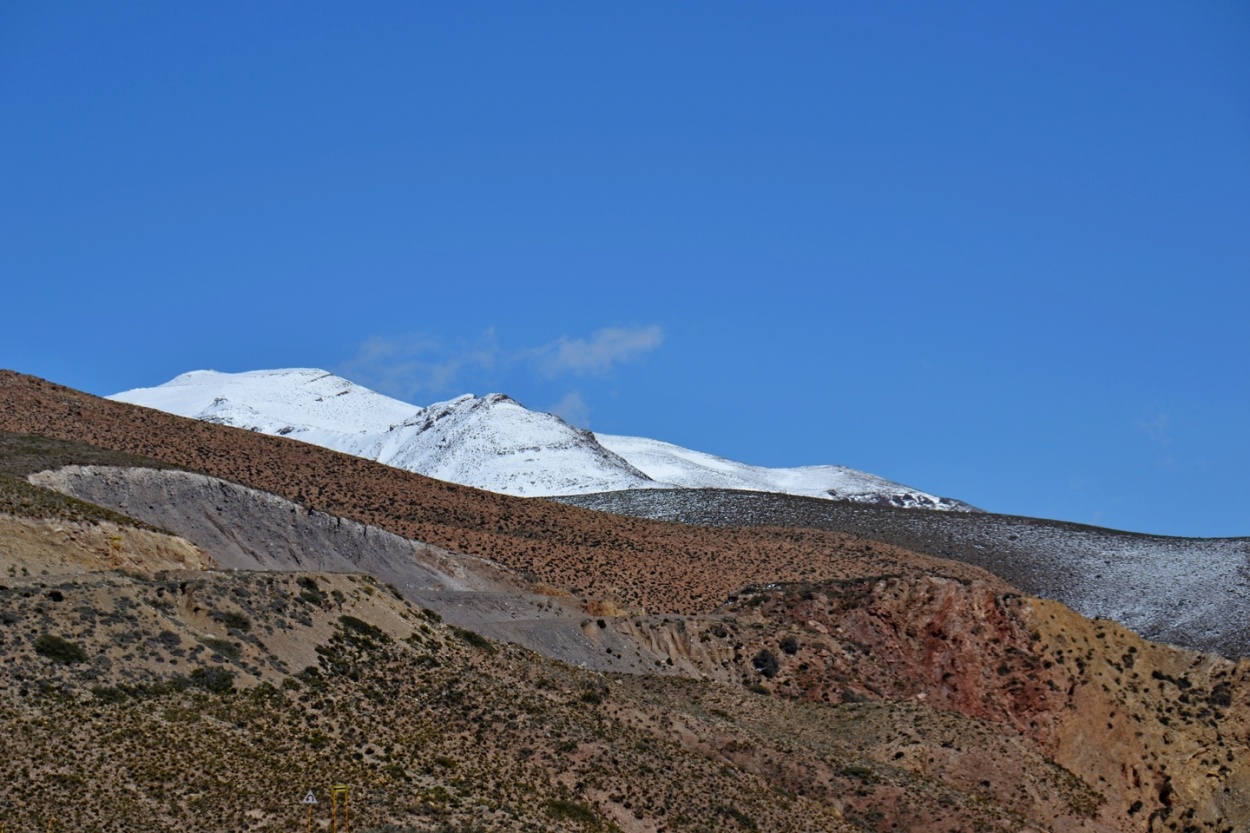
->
[33, 633, 87, 664]
[212, 609, 252, 632]
[0, 430, 181, 529]
[0, 430, 185, 479]
[449, 625, 495, 654]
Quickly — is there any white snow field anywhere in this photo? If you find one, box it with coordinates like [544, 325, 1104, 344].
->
[110, 368, 973, 508]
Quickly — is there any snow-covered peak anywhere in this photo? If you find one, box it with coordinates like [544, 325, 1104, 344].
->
[365, 390, 657, 496]
[109, 368, 974, 510]
[111, 370, 656, 497]
[114, 368, 418, 435]
[594, 434, 975, 510]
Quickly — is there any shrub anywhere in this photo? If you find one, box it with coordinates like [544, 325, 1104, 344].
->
[779, 635, 800, 655]
[449, 625, 494, 654]
[212, 610, 251, 632]
[297, 576, 325, 606]
[339, 615, 387, 649]
[200, 636, 241, 660]
[189, 666, 235, 693]
[34, 633, 86, 664]
[717, 805, 758, 830]
[544, 799, 599, 826]
[752, 648, 779, 678]
[156, 630, 182, 649]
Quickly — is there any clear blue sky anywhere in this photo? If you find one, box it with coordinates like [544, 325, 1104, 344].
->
[2, 2, 1247, 537]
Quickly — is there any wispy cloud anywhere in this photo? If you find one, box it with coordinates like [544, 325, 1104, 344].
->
[527, 325, 664, 377]
[337, 325, 664, 403]
[1137, 412, 1181, 471]
[1137, 413, 1171, 447]
[335, 331, 500, 401]
[549, 391, 591, 428]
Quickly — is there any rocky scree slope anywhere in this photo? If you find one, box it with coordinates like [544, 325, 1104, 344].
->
[557, 488, 1250, 659]
[28, 463, 733, 676]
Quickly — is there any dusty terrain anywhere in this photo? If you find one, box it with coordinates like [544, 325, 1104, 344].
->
[0, 372, 1006, 614]
[5, 547, 1246, 833]
[2, 369, 1249, 832]
[558, 488, 1250, 658]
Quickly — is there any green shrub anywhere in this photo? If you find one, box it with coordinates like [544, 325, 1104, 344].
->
[34, 633, 86, 664]
[449, 625, 494, 654]
[212, 610, 251, 632]
[297, 576, 326, 606]
[200, 636, 241, 659]
[544, 799, 599, 825]
[189, 666, 235, 693]
[339, 614, 387, 649]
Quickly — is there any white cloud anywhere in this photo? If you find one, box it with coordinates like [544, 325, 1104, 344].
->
[1137, 413, 1171, 446]
[335, 331, 499, 401]
[337, 324, 664, 403]
[549, 391, 591, 428]
[528, 325, 664, 377]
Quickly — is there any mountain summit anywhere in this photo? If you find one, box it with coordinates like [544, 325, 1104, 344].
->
[110, 368, 975, 509]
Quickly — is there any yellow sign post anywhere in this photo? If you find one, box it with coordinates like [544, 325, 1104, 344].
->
[330, 784, 351, 833]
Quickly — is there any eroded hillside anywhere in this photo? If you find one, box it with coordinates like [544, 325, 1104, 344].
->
[3, 370, 1249, 832]
[7, 559, 1242, 833]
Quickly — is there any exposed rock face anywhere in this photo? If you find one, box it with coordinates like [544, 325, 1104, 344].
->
[713, 577, 1250, 832]
[0, 514, 212, 576]
[557, 487, 1250, 659]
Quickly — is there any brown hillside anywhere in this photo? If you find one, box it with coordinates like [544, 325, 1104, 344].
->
[0, 370, 1007, 614]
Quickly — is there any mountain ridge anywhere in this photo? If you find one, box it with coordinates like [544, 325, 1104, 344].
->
[109, 367, 976, 509]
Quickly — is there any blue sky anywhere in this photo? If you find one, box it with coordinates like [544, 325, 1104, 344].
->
[2, 2, 1247, 537]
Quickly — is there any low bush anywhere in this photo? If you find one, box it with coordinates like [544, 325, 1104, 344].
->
[34, 633, 86, 664]
[189, 666, 235, 694]
[449, 626, 494, 654]
[212, 610, 251, 632]
[752, 648, 779, 678]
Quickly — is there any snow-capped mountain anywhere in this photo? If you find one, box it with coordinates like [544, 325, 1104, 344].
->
[109, 368, 974, 509]
[594, 434, 973, 509]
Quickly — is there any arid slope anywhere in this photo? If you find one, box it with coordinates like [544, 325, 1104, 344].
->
[0, 371, 1004, 613]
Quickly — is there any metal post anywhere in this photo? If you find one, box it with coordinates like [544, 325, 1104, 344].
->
[331, 784, 351, 833]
